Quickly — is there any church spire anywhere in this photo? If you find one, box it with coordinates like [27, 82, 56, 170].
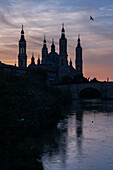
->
[20, 24, 25, 41]
[31, 53, 35, 65]
[51, 38, 55, 52]
[62, 23, 65, 32]
[37, 54, 40, 65]
[21, 25, 24, 34]
[76, 34, 82, 74]
[77, 34, 81, 47]
[59, 23, 68, 80]
[61, 23, 65, 38]
[18, 25, 27, 68]
[59, 23, 67, 55]
[42, 35, 48, 64]
[43, 35, 46, 46]
[70, 58, 72, 67]
[52, 38, 54, 44]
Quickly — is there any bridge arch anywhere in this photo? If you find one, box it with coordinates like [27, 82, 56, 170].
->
[79, 87, 101, 99]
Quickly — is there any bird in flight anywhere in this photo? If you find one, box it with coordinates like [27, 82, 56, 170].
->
[90, 16, 94, 21]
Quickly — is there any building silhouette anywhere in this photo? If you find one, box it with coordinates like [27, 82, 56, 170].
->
[76, 34, 83, 74]
[0, 24, 83, 83]
[18, 25, 27, 68]
[28, 24, 83, 82]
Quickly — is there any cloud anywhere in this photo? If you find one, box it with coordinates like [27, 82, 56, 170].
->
[0, 0, 113, 80]
[0, 10, 18, 28]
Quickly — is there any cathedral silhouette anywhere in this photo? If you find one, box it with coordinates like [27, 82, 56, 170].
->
[0, 24, 83, 83]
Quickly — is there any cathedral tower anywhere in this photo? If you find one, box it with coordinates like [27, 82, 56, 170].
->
[51, 39, 55, 53]
[59, 24, 68, 67]
[18, 25, 27, 68]
[31, 53, 35, 65]
[59, 24, 68, 80]
[42, 36, 48, 64]
[76, 34, 83, 74]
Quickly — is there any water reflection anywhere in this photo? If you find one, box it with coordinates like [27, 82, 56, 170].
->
[76, 107, 83, 138]
[42, 100, 113, 170]
[76, 104, 83, 158]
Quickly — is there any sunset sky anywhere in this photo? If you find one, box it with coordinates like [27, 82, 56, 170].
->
[0, 0, 113, 80]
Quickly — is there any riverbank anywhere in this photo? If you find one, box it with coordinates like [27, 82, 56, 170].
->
[0, 69, 72, 127]
[0, 69, 72, 169]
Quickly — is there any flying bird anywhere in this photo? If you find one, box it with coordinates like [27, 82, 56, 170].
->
[90, 16, 94, 21]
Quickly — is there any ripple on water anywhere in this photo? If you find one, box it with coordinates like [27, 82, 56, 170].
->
[42, 101, 113, 170]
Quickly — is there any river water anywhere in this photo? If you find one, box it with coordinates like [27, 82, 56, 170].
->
[42, 100, 113, 170]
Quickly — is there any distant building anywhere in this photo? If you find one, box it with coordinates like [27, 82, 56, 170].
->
[28, 24, 83, 82]
[0, 61, 26, 75]
[18, 25, 27, 68]
[76, 34, 83, 74]
[0, 24, 83, 83]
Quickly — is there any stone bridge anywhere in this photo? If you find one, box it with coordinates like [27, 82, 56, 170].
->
[58, 82, 113, 99]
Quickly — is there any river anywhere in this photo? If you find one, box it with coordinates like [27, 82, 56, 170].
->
[42, 100, 113, 170]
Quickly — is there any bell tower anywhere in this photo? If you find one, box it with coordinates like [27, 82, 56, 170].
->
[59, 23, 68, 67]
[18, 25, 27, 68]
[76, 34, 83, 74]
[42, 36, 48, 64]
[59, 24, 68, 80]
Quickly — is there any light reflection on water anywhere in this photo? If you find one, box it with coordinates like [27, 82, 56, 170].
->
[42, 100, 113, 170]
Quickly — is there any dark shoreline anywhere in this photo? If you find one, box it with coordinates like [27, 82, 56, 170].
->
[0, 70, 72, 169]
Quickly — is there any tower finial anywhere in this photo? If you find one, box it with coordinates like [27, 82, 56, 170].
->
[51, 38, 55, 52]
[78, 34, 80, 39]
[52, 38, 54, 44]
[77, 34, 81, 46]
[21, 24, 24, 35]
[70, 58, 72, 67]
[37, 54, 40, 65]
[62, 23, 64, 29]
[62, 23, 65, 32]
[61, 23, 65, 38]
[32, 52, 34, 56]
[43, 35, 46, 44]
[31, 53, 35, 64]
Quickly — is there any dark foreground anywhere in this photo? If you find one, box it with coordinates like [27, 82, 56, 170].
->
[0, 70, 72, 169]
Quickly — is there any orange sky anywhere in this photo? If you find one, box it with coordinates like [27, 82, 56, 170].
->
[0, 0, 113, 81]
